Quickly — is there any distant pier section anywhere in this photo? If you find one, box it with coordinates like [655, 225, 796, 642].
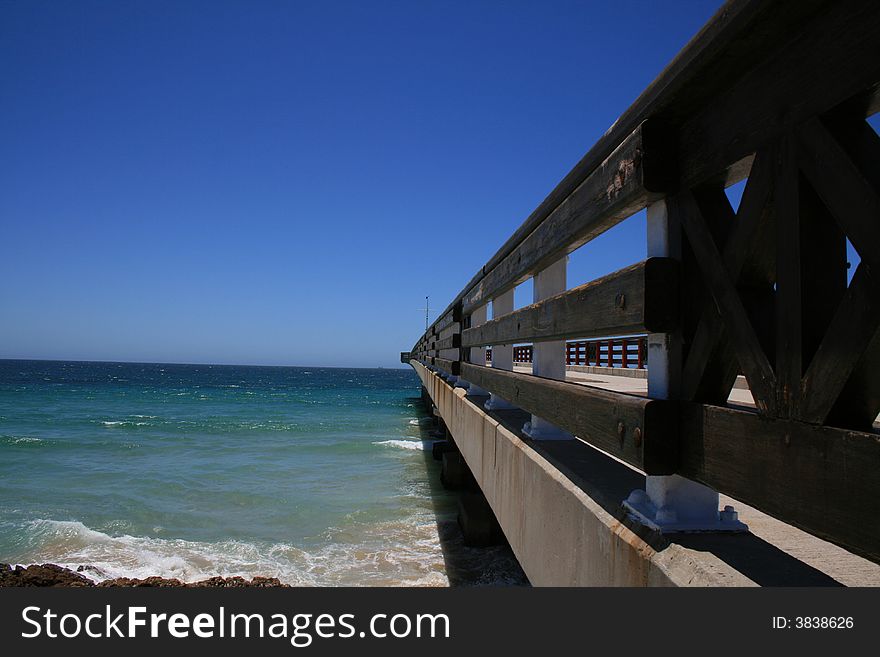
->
[403, 0, 880, 585]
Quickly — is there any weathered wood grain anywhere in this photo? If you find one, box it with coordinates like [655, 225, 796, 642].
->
[673, 189, 777, 414]
[679, 402, 880, 562]
[431, 357, 460, 377]
[462, 123, 667, 314]
[460, 363, 678, 474]
[798, 116, 880, 429]
[774, 134, 802, 419]
[430, 334, 461, 351]
[461, 259, 678, 347]
[677, 0, 880, 188]
[424, 0, 832, 336]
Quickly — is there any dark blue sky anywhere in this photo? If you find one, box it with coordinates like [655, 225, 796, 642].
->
[1, 0, 728, 367]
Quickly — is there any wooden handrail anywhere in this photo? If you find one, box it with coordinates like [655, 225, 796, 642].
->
[419, 0, 875, 340]
[408, 0, 880, 562]
[461, 259, 677, 347]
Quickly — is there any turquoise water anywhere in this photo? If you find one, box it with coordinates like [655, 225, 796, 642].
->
[0, 360, 523, 585]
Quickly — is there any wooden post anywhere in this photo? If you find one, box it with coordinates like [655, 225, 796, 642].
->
[485, 289, 517, 410]
[464, 304, 490, 396]
[624, 199, 744, 531]
[524, 257, 573, 440]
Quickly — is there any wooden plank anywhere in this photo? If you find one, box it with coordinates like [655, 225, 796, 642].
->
[827, 328, 880, 432]
[797, 116, 880, 428]
[462, 122, 667, 314]
[774, 133, 802, 419]
[798, 179, 847, 371]
[797, 117, 880, 300]
[461, 259, 678, 347]
[800, 265, 880, 425]
[432, 357, 460, 377]
[678, 402, 880, 563]
[680, 185, 739, 405]
[677, 147, 776, 403]
[677, 0, 880, 188]
[432, 312, 461, 337]
[673, 189, 777, 414]
[427, 302, 463, 338]
[438, 324, 461, 340]
[430, 334, 461, 351]
[459, 363, 678, 474]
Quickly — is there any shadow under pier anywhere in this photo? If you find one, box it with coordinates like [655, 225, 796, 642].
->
[404, 393, 529, 587]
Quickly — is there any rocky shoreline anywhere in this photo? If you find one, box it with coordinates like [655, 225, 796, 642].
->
[0, 563, 287, 587]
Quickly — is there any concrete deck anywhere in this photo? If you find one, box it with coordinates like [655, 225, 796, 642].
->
[515, 363, 756, 406]
[416, 361, 880, 586]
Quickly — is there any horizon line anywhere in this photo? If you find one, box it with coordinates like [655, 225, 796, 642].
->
[0, 356, 411, 371]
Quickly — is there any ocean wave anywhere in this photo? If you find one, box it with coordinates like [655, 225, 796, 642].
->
[1, 435, 45, 446]
[373, 439, 432, 451]
[12, 518, 450, 586]
[99, 420, 151, 428]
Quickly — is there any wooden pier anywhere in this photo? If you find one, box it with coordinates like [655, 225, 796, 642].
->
[403, 0, 880, 583]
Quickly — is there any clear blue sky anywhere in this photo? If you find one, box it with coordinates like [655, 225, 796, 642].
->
[1, 0, 727, 367]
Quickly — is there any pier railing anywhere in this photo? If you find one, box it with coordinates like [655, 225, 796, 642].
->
[404, 0, 880, 561]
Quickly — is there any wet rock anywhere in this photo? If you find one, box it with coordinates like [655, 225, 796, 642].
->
[96, 576, 184, 587]
[0, 563, 288, 587]
[97, 574, 286, 587]
[0, 563, 93, 587]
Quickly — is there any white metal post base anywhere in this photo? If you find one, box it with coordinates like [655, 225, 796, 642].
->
[522, 416, 573, 440]
[623, 475, 747, 533]
[484, 394, 516, 411]
[465, 384, 489, 397]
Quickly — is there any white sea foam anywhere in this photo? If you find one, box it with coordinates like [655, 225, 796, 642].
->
[100, 420, 151, 428]
[373, 439, 432, 451]
[3, 436, 43, 444]
[17, 518, 450, 586]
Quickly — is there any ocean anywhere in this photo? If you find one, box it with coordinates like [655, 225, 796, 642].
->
[0, 359, 525, 586]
